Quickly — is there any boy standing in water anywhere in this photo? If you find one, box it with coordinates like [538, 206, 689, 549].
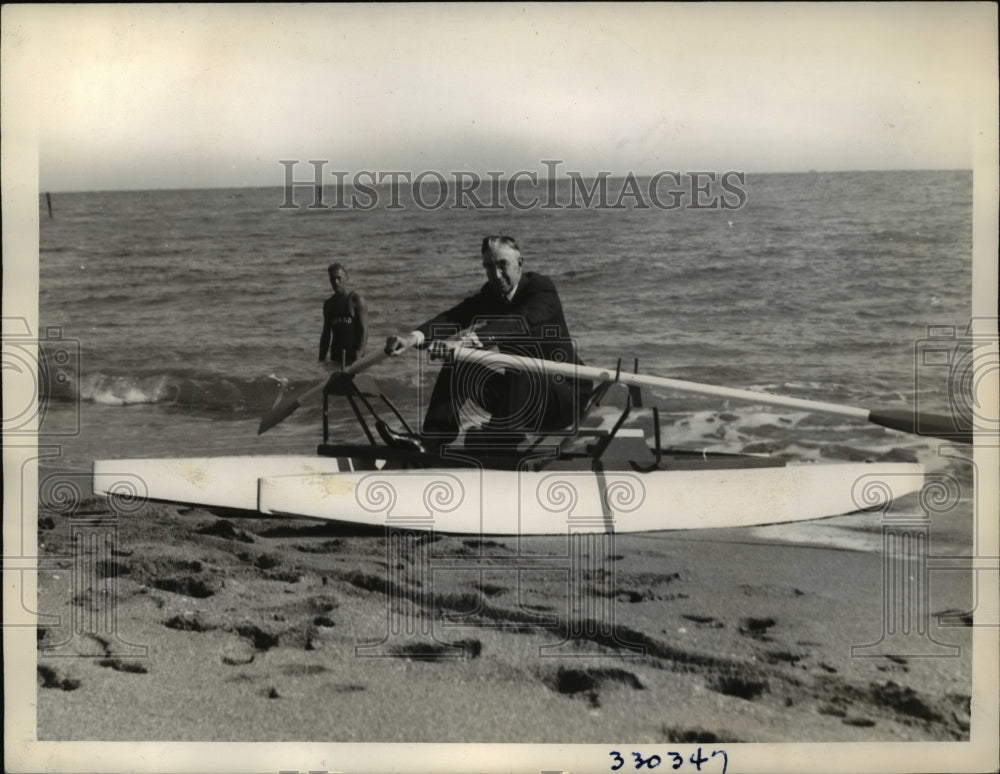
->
[319, 262, 368, 368]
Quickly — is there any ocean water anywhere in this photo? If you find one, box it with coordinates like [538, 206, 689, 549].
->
[35, 171, 975, 545]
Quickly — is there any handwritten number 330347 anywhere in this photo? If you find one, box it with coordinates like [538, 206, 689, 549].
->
[609, 748, 728, 774]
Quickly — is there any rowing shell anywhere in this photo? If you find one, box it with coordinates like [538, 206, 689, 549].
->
[93, 454, 923, 534]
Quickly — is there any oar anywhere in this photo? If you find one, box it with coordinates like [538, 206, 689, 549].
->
[257, 349, 390, 434]
[257, 323, 488, 435]
[450, 347, 973, 444]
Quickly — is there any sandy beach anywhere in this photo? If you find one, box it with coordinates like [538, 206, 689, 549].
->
[35, 489, 973, 744]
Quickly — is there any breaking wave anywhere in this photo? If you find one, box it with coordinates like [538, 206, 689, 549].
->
[45, 369, 322, 418]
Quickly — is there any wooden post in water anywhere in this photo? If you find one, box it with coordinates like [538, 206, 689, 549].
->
[45, 192, 53, 218]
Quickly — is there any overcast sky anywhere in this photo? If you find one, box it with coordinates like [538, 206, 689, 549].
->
[3, 3, 996, 192]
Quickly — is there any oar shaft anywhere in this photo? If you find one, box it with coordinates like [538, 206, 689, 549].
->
[453, 348, 871, 420]
[301, 350, 391, 403]
[624, 371, 870, 420]
[257, 324, 487, 434]
[258, 349, 392, 434]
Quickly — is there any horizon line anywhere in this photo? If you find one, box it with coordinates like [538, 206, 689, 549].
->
[38, 167, 973, 197]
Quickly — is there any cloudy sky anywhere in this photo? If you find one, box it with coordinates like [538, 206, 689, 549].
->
[3, 3, 997, 192]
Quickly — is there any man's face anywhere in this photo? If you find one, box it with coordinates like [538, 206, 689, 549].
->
[329, 268, 347, 291]
[482, 245, 523, 297]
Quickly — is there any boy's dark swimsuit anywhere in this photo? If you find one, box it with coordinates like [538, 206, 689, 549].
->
[320, 291, 364, 366]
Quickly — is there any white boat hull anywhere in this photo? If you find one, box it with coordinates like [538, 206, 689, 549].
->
[93, 455, 924, 534]
[92, 455, 350, 512]
[256, 462, 925, 534]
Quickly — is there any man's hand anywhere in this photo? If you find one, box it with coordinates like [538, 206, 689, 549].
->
[426, 339, 452, 361]
[459, 331, 484, 350]
[427, 332, 486, 361]
[384, 331, 421, 356]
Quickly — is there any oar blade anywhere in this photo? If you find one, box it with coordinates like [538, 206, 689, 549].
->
[257, 350, 392, 435]
[257, 396, 302, 435]
[868, 408, 973, 444]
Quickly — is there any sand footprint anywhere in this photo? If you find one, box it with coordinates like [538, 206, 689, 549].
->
[707, 670, 769, 700]
[545, 666, 645, 708]
[738, 616, 776, 641]
[163, 612, 216, 632]
[196, 519, 255, 543]
[37, 664, 81, 691]
[389, 638, 483, 661]
[294, 539, 344, 554]
[661, 726, 743, 743]
[98, 658, 148, 674]
[681, 614, 724, 629]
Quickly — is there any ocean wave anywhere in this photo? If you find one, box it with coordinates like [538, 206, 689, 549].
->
[44, 370, 302, 417]
[40, 365, 424, 421]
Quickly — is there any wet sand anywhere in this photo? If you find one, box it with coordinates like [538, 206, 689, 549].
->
[33, 491, 975, 745]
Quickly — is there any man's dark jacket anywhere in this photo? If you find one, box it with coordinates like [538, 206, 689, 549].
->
[415, 271, 581, 364]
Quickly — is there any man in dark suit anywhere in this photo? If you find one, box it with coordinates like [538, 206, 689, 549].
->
[385, 235, 583, 449]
